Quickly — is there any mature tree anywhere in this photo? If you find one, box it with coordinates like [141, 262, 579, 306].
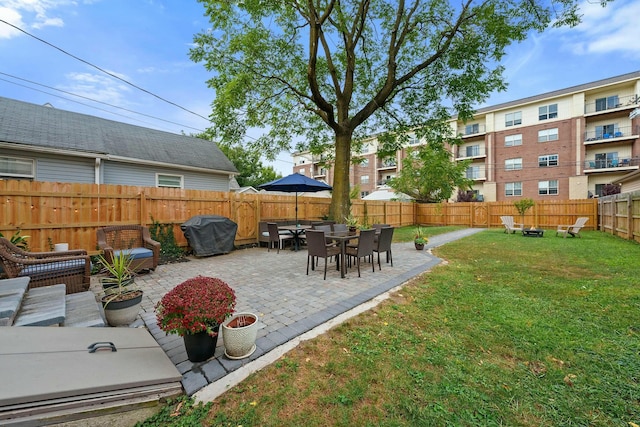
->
[190, 0, 596, 221]
[196, 130, 280, 188]
[388, 141, 472, 202]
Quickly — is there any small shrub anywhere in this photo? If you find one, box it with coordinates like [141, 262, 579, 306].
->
[149, 215, 185, 264]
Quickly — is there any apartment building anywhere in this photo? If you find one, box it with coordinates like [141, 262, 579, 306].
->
[292, 71, 640, 201]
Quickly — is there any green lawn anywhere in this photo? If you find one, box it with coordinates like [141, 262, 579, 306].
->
[140, 228, 640, 427]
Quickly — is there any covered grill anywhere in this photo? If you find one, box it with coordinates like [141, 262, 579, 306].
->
[181, 215, 237, 257]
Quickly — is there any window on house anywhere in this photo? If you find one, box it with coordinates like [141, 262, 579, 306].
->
[361, 175, 369, 184]
[505, 134, 522, 146]
[595, 184, 606, 197]
[466, 166, 480, 179]
[0, 156, 35, 179]
[595, 95, 619, 112]
[538, 154, 559, 167]
[465, 145, 480, 157]
[157, 174, 183, 188]
[538, 104, 558, 120]
[299, 168, 306, 175]
[505, 111, 522, 127]
[538, 180, 558, 195]
[361, 145, 370, 153]
[408, 136, 419, 145]
[538, 128, 558, 142]
[505, 158, 522, 171]
[361, 158, 369, 167]
[465, 123, 479, 135]
[595, 124, 616, 139]
[360, 191, 369, 198]
[595, 152, 619, 168]
[505, 182, 522, 196]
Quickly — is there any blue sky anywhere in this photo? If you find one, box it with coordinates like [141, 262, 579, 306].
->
[1, 0, 639, 175]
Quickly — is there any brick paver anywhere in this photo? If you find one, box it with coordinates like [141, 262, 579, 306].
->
[91, 228, 483, 395]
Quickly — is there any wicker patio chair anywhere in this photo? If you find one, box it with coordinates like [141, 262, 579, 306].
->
[345, 228, 377, 277]
[306, 230, 341, 280]
[0, 237, 91, 294]
[96, 225, 160, 272]
[373, 226, 394, 270]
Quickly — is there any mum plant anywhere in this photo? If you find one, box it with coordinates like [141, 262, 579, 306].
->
[156, 276, 236, 337]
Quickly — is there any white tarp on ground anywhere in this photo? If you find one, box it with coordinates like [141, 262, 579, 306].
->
[363, 187, 413, 201]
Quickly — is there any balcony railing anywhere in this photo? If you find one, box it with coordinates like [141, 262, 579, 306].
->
[457, 147, 486, 158]
[457, 124, 486, 137]
[584, 157, 639, 170]
[584, 93, 640, 114]
[584, 125, 638, 142]
[377, 160, 397, 169]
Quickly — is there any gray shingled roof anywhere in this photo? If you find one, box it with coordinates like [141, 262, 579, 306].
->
[0, 97, 238, 174]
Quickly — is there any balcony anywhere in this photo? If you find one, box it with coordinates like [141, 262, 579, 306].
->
[457, 124, 486, 138]
[456, 146, 486, 160]
[377, 160, 397, 170]
[584, 93, 640, 116]
[584, 125, 639, 144]
[583, 157, 640, 173]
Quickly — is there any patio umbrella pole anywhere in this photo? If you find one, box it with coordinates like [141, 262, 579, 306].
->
[295, 192, 298, 226]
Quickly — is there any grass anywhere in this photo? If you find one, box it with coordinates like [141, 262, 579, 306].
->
[139, 227, 640, 427]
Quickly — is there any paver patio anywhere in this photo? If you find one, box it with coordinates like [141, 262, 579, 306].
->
[90, 228, 483, 395]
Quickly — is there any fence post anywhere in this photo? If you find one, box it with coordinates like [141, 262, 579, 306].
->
[140, 191, 147, 226]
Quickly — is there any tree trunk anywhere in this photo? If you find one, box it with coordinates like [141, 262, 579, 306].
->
[329, 131, 353, 222]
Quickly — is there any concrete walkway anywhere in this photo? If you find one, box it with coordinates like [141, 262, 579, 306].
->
[92, 228, 484, 398]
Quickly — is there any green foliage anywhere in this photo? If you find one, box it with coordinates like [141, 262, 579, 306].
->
[388, 143, 473, 203]
[414, 226, 428, 244]
[135, 396, 211, 427]
[0, 229, 29, 250]
[190, 0, 596, 223]
[149, 216, 184, 262]
[98, 252, 138, 306]
[513, 198, 535, 216]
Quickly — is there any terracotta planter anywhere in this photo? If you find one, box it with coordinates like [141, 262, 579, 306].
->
[183, 328, 219, 363]
[222, 312, 258, 359]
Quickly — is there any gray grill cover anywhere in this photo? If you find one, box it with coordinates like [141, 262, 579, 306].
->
[181, 215, 237, 257]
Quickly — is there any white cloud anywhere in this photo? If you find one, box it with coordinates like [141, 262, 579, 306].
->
[60, 71, 131, 105]
[559, 0, 640, 59]
[0, 0, 77, 37]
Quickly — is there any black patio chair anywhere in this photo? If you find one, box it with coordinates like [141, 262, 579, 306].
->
[373, 226, 394, 269]
[306, 230, 340, 280]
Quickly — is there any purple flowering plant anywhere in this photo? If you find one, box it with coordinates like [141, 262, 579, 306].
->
[156, 276, 236, 336]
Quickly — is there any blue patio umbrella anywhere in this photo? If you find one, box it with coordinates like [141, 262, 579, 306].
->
[258, 173, 332, 224]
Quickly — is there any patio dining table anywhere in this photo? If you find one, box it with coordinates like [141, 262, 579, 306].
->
[278, 224, 312, 251]
[325, 231, 359, 278]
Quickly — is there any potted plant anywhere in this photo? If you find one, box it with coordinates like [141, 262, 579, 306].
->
[98, 252, 143, 326]
[221, 312, 260, 359]
[414, 226, 428, 250]
[345, 214, 359, 233]
[155, 276, 236, 363]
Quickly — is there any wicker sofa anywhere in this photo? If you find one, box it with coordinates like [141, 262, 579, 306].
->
[96, 225, 160, 273]
[0, 238, 91, 294]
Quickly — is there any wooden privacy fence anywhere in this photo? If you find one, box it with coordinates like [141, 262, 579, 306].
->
[416, 199, 599, 232]
[1, 180, 603, 253]
[598, 190, 640, 244]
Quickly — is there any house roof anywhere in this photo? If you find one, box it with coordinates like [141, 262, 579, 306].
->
[0, 97, 238, 174]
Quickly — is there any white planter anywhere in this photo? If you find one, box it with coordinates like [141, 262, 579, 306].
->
[221, 312, 259, 359]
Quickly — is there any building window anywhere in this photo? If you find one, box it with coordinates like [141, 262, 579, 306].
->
[360, 191, 369, 198]
[299, 168, 306, 175]
[505, 182, 522, 196]
[505, 111, 522, 127]
[538, 154, 559, 167]
[505, 158, 522, 171]
[595, 184, 606, 197]
[538, 128, 558, 142]
[538, 104, 558, 120]
[595, 95, 619, 112]
[0, 156, 35, 179]
[408, 136, 419, 145]
[538, 180, 558, 195]
[156, 174, 183, 188]
[466, 166, 480, 179]
[360, 175, 369, 184]
[361, 158, 369, 167]
[465, 123, 479, 135]
[465, 145, 480, 157]
[595, 152, 619, 168]
[505, 134, 522, 147]
[361, 145, 370, 154]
